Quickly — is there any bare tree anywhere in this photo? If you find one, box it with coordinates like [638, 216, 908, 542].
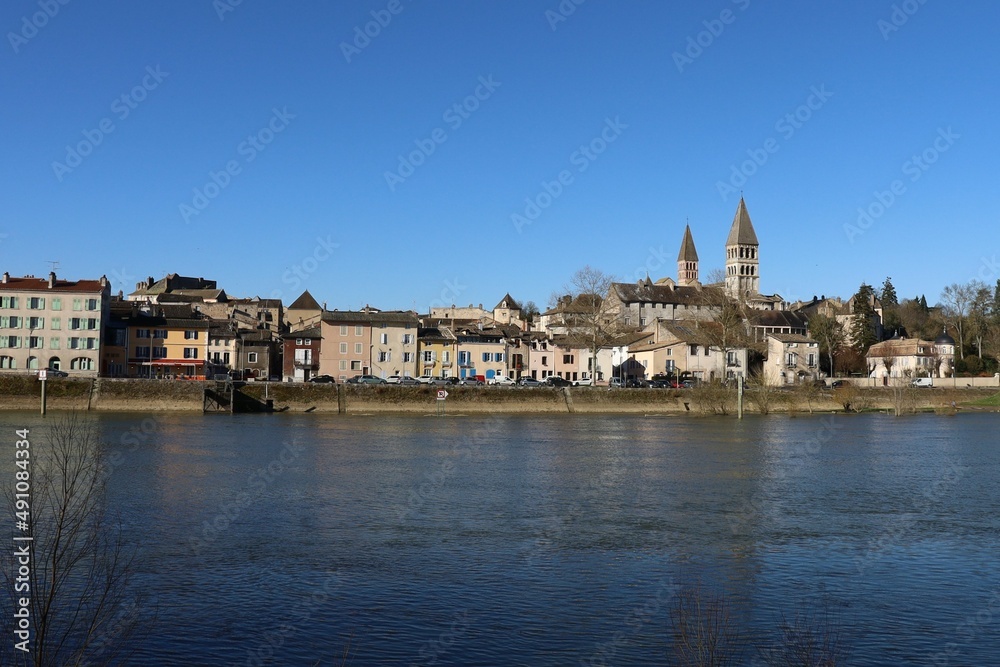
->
[745, 368, 780, 415]
[562, 266, 621, 382]
[940, 282, 974, 359]
[670, 584, 744, 666]
[1, 415, 145, 667]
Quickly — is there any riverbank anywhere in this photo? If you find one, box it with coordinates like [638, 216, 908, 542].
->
[1, 377, 998, 415]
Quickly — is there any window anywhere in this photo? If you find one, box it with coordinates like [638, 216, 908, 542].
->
[0, 356, 15, 369]
[51, 298, 61, 311]
[542, 355, 548, 366]
[185, 330, 199, 340]
[154, 329, 167, 339]
[296, 338, 303, 345]
[71, 357, 94, 371]
[351, 360, 361, 371]
[0, 336, 20, 349]
[72, 299, 82, 311]
[339, 343, 347, 354]
[640, 318, 647, 326]
[423, 350, 435, 362]
[786, 353, 797, 367]
[223, 352, 230, 365]
[340, 325, 348, 336]
[29, 336, 42, 349]
[51, 317, 60, 331]
[496, 353, 504, 363]
[807, 353, 816, 367]
[380, 333, 388, 345]
[402, 334, 414, 345]
[378, 351, 389, 362]
[49, 338, 60, 350]
[183, 347, 198, 359]
[8, 316, 20, 328]
[28, 297, 44, 309]
[403, 352, 413, 363]
[443, 351, 451, 363]
[29, 317, 43, 329]
[247, 352, 258, 364]
[704, 347, 709, 356]
[136, 329, 150, 339]
[727, 351, 739, 366]
[303, 338, 311, 345]
[0, 296, 18, 309]
[153, 347, 167, 359]
[355, 325, 363, 336]
[70, 317, 82, 330]
[355, 343, 362, 354]
[379, 323, 386, 329]
[86, 299, 98, 310]
[458, 351, 469, 365]
[666, 348, 672, 356]
[482, 353, 489, 362]
[135, 346, 150, 358]
[689, 345, 698, 355]
[624, 317, 631, 326]
[563, 354, 574, 364]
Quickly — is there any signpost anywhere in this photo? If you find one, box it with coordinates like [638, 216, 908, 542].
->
[436, 389, 448, 416]
[38, 369, 47, 416]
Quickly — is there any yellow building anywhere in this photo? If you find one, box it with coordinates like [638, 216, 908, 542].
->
[417, 326, 457, 377]
[115, 303, 210, 379]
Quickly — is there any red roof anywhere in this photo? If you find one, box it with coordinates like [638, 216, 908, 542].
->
[0, 275, 107, 293]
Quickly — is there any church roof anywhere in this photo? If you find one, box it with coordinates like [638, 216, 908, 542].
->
[677, 224, 699, 262]
[726, 198, 759, 246]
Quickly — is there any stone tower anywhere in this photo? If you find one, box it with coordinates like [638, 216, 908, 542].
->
[677, 224, 699, 286]
[725, 197, 759, 298]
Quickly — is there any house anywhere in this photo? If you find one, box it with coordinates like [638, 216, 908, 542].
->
[604, 278, 713, 327]
[282, 326, 322, 381]
[866, 331, 955, 380]
[417, 326, 458, 378]
[526, 333, 554, 380]
[763, 333, 821, 386]
[0, 272, 110, 377]
[110, 302, 210, 378]
[454, 324, 508, 380]
[751, 310, 810, 343]
[286, 290, 324, 332]
[320, 309, 419, 381]
[238, 330, 281, 380]
[627, 320, 748, 382]
[127, 274, 218, 302]
[492, 293, 526, 330]
[207, 321, 238, 375]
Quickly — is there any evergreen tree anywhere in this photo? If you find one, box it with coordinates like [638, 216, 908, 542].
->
[881, 277, 900, 335]
[919, 294, 928, 312]
[850, 283, 878, 354]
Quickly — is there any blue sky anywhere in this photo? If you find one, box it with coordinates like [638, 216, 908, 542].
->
[3, 0, 998, 312]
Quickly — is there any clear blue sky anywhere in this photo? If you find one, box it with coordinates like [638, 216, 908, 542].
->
[3, 0, 998, 312]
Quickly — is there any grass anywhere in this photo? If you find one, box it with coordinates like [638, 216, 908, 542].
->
[963, 391, 1000, 407]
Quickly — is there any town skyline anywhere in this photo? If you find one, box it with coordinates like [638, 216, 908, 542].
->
[4, 1, 999, 315]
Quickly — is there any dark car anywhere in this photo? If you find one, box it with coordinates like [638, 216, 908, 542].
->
[625, 378, 648, 388]
[398, 376, 420, 386]
[348, 375, 387, 385]
[431, 376, 459, 386]
[831, 380, 848, 389]
[518, 377, 544, 388]
[546, 376, 571, 388]
[308, 374, 336, 384]
[647, 374, 672, 388]
[40, 368, 69, 378]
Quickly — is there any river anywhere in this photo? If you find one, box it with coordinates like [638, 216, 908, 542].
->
[1, 412, 997, 665]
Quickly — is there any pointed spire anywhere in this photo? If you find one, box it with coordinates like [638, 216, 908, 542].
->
[677, 224, 699, 262]
[726, 197, 759, 246]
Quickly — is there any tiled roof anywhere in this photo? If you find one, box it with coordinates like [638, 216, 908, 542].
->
[322, 310, 419, 325]
[288, 290, 321, 311]
[493, 293, 522, 311]
[767, 333, 816, 344]
[610, 282, 711, 305]
[678, 224, 699, 262]
[0, 274, 107, 293]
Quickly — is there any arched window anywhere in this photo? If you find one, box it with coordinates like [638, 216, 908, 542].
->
[0, 356, 15, 369]
[71, 357, 94, 371]
[49, 357, 61, 370]
[26, 356, 38, 370]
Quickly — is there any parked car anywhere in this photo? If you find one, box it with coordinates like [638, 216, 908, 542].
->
[518, 377, 544, 387]
[431, 376, 458, 386]
[347, 375, 387, 385]
[398, 376, 420, 386]
[609, 377, 625, 388]
[831, 380, 848, 389]
[308, 374, 336, 384]
[459, 376, 483, 386]
[648, 375, 672, 388]
[40, 368, 69, 378]
[546, 376, 572, 387]
[911, 377, 933, 388]
[415, 375, 435, 384]
[489, 375, 516, 386]
[385, 375, 403, 384]
[625, 378, 648, 388]
[572, 378, 593, 387]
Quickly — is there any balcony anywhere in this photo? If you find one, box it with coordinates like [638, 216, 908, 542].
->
[293, 359, 318, 369]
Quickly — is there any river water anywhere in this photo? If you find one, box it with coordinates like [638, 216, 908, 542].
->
[1, 411, 998, 666]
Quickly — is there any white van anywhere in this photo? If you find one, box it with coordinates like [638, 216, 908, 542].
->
[911, 377, 933, 388]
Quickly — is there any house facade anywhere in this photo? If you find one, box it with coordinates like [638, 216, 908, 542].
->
[763, 334, 820, 386]
[282, 326, 321, 381]
[866, 332, 955, 380]
[454, 325, 507, 380]
[0, 272, 110, 377]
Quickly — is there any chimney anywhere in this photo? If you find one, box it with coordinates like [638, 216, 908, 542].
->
[100, 275, 108, 287]
[48, 272, 56, 288]
[1, 272, 8, 284]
